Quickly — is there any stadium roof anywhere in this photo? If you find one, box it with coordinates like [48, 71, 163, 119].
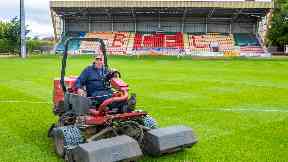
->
[50, 0, 273, 9]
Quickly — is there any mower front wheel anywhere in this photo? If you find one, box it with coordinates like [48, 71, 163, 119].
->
[53, 126, 83, 158]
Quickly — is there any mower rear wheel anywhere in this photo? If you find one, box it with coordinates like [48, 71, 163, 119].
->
[54, 131, 65, 157]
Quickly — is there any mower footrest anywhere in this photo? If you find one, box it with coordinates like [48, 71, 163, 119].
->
[143, 125, 197, 156]
[73, 135, 142, 162]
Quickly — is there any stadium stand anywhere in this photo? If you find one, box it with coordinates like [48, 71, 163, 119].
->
[188, 33, 234, 52]
[55, 32, 85, 54]
[133, 32, 183, 49]
[77, 32, 130, 55]
[51, 0, 273, 57]
[234, 33, 260, 46]
[234, 33, 268, 56]
[239, 46, 266, 56]
[111, 32, 130, 55]
[55, 32, 270, 57]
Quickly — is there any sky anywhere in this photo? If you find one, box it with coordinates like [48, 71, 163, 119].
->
[0, 0, 53, 38]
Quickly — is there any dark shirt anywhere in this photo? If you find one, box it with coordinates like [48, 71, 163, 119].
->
[75, 64, 112, 98]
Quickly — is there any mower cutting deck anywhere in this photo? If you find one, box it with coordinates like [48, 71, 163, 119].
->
[49, 37, 197, 162]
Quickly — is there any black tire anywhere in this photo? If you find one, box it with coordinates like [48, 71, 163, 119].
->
[53, 126, 83, 158]
[54, 131, 65, 157]
[48, 123, 56, 137]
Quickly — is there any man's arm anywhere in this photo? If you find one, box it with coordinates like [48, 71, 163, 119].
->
[75, 67, 89, 96]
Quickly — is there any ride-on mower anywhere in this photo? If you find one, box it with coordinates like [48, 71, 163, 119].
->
[48, 38, 197, 162]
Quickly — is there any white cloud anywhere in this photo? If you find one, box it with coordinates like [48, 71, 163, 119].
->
[27, 20, 53, 38]
[0, 0, 53, 37]
[0, 1, 19, 19]
[25, 0, 50, 11]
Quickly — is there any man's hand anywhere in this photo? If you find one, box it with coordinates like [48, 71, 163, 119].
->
[77, 89, 86, 97]
[105, 71, 115, 81]
[105, 70, 121, 81]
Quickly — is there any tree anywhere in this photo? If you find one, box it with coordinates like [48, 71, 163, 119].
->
[0, 21, 10, 53]
[267, 0, 288, 50]
[0, 17, 22, 54]
[27, 38, 54, 54]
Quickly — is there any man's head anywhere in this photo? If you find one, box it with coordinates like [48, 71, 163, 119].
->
[94, 54, 104, 68]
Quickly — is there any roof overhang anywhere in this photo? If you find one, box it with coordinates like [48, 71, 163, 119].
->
[50, 0, 273, 9]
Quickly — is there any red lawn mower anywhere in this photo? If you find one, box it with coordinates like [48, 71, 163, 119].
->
[48, 37, 197, 162]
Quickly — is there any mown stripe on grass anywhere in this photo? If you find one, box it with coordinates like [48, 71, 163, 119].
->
[0, 100, 51, 104]
[1, 56, 288, 162]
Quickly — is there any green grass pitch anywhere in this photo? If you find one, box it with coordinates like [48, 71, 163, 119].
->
[0, 55, 288, 162]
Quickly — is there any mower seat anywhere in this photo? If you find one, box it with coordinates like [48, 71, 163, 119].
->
[64, 93, 92, 114]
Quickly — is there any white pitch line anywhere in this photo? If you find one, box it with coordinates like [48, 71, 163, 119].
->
[192, 108, 288, 113]
[0, 100, 51, 104]
[137, 106, 288, 113]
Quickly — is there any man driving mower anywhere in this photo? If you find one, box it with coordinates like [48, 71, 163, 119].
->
[75, 54, 135, 112]
[49, 38, 197, 162]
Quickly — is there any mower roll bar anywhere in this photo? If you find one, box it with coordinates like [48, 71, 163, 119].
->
[61, 37, 108, 93]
